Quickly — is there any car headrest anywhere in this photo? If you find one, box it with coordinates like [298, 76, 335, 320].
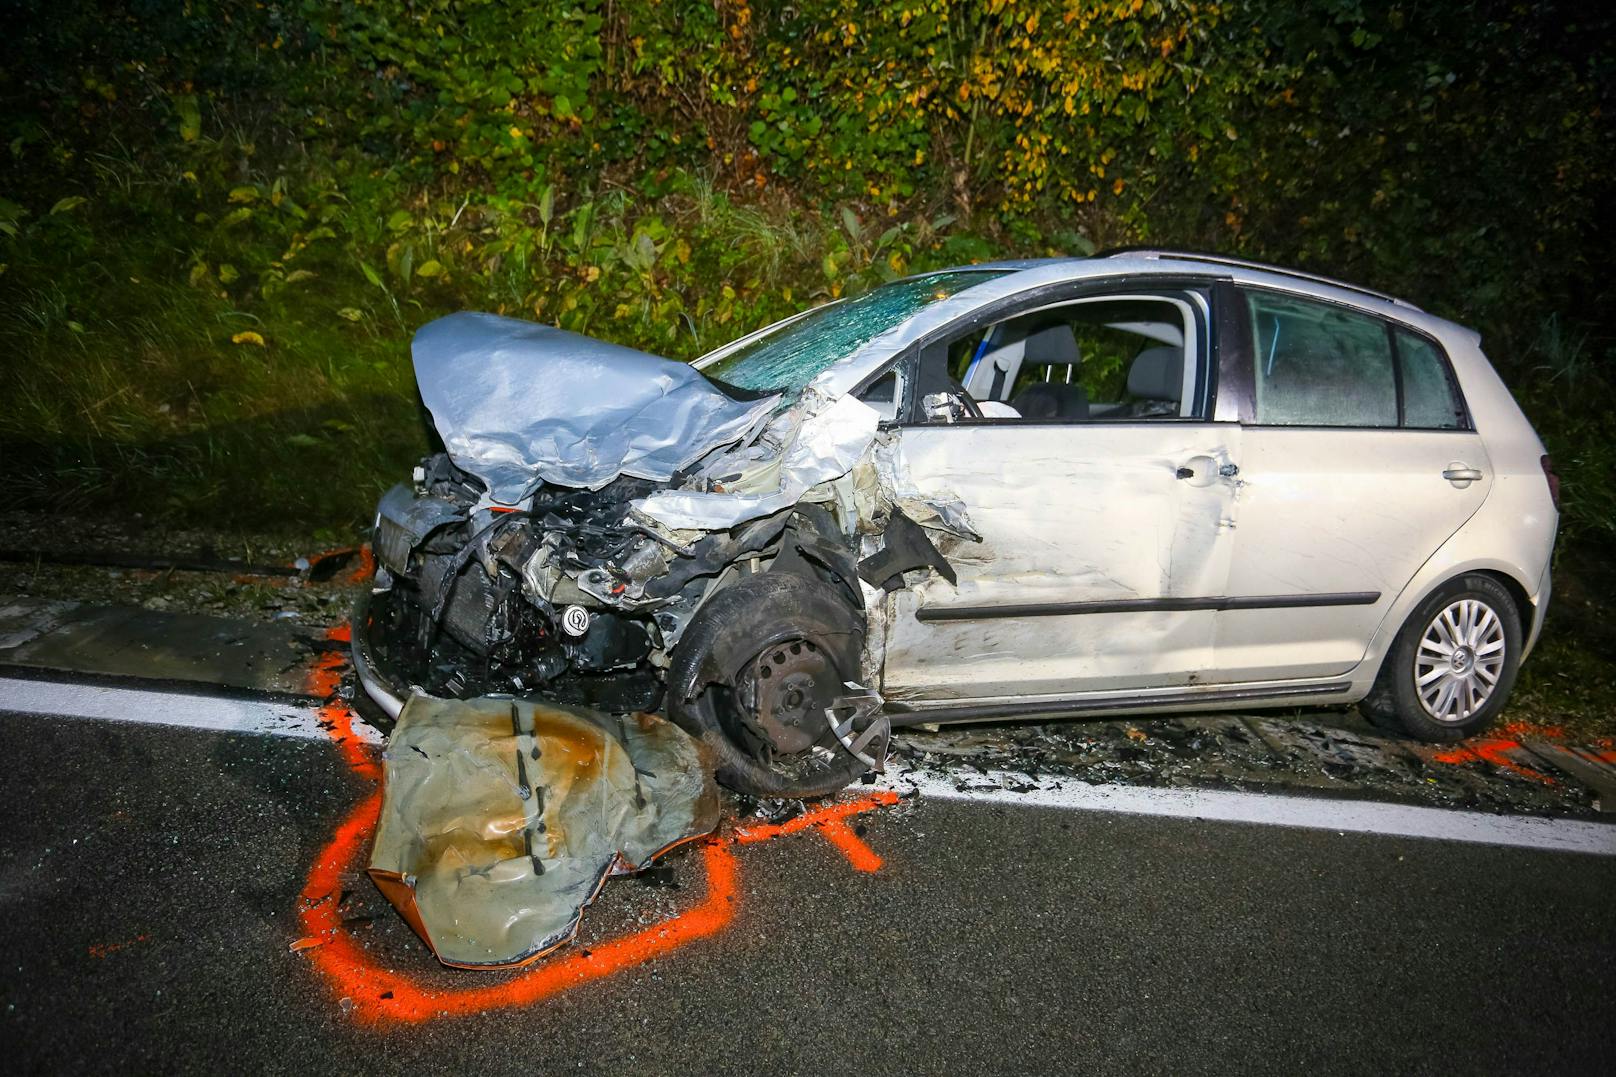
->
[1127, 346, 1182, 401]
[1011, 382, 1089, 420]
[1023, 323, 1080, 366]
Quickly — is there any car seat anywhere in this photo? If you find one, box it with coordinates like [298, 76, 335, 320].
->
[1010, 324, 1089, 419]
[1124, 345, 1183, 416]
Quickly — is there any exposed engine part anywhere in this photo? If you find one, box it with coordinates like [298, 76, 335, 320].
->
[362, 454, 678, 711]
[560, 605, 591, 637]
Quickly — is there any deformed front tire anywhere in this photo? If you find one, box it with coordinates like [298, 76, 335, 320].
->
[666, 571, 872, 798]
[1360, 573, 1523, 742]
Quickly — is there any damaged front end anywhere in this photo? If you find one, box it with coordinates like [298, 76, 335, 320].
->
[354, 310, 963, 797]
[362, 463, 680, 712]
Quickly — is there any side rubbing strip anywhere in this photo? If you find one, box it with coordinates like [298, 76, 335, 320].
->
[914, 591, 1381, 623]
[885, 681, 1353, 725]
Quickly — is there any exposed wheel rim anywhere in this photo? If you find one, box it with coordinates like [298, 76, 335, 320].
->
[740, 638, 836, 757]
[1414, 597, 1507, 724]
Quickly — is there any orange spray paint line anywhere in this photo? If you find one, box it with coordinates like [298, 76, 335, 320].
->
[732, 791, 899, 871]
[1431, 736, 1554, 785]
[297, 624, 897, 1023]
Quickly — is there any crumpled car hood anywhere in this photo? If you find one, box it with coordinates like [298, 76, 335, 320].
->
[413, 312, 778, 504]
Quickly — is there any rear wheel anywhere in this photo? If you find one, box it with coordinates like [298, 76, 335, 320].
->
[667, 572, 872, 798]
[1360, 574, 1522, 742]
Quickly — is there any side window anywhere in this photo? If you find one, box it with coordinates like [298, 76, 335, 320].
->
[950, 295, 1203, 422]
[1397, 329, 1465, 429]
[858, 368, 904, 423]
[1248, 291, 1397, 427]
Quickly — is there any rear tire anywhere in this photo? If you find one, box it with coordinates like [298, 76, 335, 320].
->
[667, 572, 871, 798]
[1360, 573, 1522, 742]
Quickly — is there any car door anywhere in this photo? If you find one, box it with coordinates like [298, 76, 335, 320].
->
[878, 288, 1244, 704]
[1206, 287, 1493, 683]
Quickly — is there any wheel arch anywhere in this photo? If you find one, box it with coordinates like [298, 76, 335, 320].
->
[667, 570, 865, 705]
[1471, 568, 1533, 637]
[1359, 559, 1539, 695]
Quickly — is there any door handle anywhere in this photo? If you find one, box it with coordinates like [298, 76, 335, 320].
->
[1443, 465, 1483, 485]
[1175, 455, 1226, 487]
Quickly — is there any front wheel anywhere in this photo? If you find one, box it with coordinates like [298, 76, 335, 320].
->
[1360, 573, 1523, 742]
[666, 572, 872, 798]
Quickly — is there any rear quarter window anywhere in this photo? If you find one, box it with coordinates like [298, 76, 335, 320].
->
[1396, 329, 1466, 429]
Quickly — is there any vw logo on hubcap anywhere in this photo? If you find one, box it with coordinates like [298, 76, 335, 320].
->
[1415, 599, 1505, 723]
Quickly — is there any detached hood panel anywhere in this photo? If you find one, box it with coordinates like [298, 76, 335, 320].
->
[413, 312, 777, 503]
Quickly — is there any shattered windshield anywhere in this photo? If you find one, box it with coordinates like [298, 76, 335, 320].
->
[702, 269, 1008, 392]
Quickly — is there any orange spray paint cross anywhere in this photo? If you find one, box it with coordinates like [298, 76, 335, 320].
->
[298, 625, 896, 1024]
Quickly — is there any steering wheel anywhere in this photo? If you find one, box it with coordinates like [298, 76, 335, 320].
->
[947, 376, 984, 420]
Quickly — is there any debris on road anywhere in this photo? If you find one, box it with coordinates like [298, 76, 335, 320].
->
[889, 712, 1606, 817]
[367, 694, 720, 968]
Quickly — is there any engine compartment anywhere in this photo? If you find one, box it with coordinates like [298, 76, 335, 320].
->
[366, 454, 684, 709]
[363, 451, 855, 713]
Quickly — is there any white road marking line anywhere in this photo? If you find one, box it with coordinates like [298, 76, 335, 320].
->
[6, 675, 1611, 855]
[0, 676, 383, 744]
[877, 768, 1616, 857]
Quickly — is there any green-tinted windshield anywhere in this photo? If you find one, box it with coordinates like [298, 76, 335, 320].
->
[701, 269, 1008, 392]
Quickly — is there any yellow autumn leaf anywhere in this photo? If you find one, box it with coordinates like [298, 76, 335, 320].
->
[231, 331, 266, 347]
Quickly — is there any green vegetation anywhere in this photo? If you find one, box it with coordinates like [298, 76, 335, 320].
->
[1, 0, 1611, 540]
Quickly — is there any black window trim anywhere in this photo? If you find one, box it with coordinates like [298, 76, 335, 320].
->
[1225, 284, 1475, 433]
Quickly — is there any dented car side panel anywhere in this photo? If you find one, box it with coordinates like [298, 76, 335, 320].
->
[880, 423, 1243, 701]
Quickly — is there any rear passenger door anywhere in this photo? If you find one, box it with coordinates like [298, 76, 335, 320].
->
[1208, 288, 1492, 683]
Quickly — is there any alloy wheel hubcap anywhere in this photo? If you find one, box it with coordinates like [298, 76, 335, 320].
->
[1415, 598, 1506, 723]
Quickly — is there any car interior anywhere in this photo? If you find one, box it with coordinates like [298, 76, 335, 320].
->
[929, 296, 1199, 422]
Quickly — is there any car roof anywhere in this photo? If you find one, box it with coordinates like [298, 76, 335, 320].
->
[931, 251, 1421, 310]
[807, 253, 1472, 399]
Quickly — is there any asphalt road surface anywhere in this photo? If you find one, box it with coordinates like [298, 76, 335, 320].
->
[3, 703, 1614, 1075]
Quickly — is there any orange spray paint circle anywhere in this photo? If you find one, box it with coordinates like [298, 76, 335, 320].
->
[298, 626, 897, 1024]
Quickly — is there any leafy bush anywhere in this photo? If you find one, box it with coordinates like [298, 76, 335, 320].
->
[0, 0, 1610, 534]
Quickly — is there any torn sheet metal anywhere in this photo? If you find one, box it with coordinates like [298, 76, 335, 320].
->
[857, 510, 958, 591]
[371, 482, 465, 576]
[413, 312, 777, 503]
[634, 390, 882, 532]
[368, 694, 720, 968]
[853, 432, 980, 540]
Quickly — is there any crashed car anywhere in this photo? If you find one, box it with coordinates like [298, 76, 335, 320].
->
[353, 250, 1558, 798]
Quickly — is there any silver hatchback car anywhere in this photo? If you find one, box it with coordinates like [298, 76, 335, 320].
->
[355, 250, 1558, 797]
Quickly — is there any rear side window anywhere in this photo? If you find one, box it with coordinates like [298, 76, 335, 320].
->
[1396, 329, 1465, 429]
[1244, 290, 1468, 429]
[1248, 292, 1396, 426]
